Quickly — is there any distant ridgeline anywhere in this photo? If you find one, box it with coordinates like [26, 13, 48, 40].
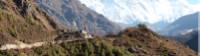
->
[160, 12, 199, 52]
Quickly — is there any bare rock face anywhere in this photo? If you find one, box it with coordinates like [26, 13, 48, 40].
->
[36, 0, 120, 36]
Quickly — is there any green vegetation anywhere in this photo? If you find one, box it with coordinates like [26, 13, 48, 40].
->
[7, 28, 17, 37]
[60, 39, 134, 56]
[0, 0, 197, 56]
[0, 0, 53, 43]
[0, 25, 197, 56]
[0, 38, 134, 56]
[137, 23, 147, 29]
[25, 15, 36, 25]
[0, 10, 18, 37]
[0, 10, 16, 22]
[34, 37, 133, 56]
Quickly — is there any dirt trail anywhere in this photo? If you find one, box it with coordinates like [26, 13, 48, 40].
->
[0, 32, 92, 50]
[0, 40, 46, 50]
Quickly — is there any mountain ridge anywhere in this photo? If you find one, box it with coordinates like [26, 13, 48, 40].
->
[36, 0, 120, 36]
[79, 0, 198, 25]
[160, 12, 199, 52]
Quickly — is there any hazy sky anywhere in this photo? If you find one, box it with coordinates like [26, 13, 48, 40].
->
[187, 0, 200, 11]
[187, 0, 200, 5]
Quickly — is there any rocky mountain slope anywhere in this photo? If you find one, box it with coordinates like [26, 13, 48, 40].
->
[161, 12, 198, 37]
[0, 0, 59, 44]
[160, 12, 199, 51]
[36, 0, 120, 36]
[0, 0, 120, 43]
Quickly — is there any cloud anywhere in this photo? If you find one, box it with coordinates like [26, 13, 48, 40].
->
[192, 4, 200, 11]
[79, 0, 199, 24]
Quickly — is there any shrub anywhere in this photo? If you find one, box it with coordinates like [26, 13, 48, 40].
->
[0, 38, 135, 56]
[26, 15, 35, 25]
[0, 50, 15, 56]
[137, 23, 147, 29]
[7, 28, 17, 37]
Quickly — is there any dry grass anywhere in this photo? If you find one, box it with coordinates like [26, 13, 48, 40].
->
[0, 0, 56, 44]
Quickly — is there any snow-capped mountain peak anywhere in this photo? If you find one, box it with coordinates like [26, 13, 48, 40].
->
[79, 0, 199, 24]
